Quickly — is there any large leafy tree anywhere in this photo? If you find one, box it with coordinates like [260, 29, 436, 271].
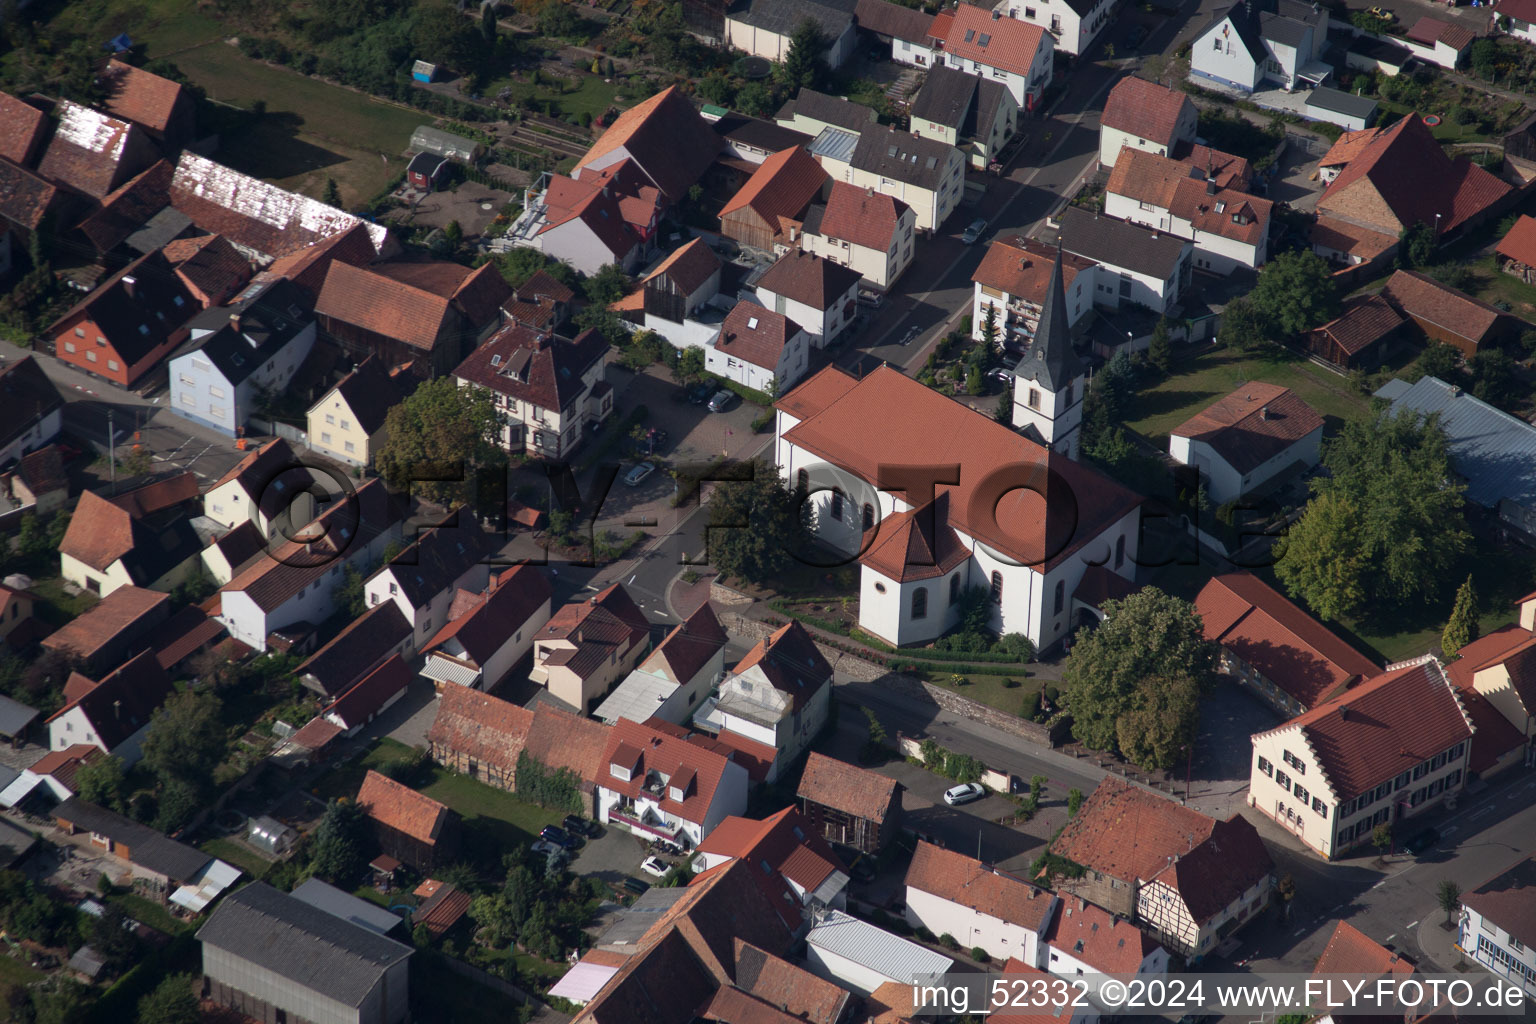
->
[1060, 587, 1215, 758]
[135, 974, 199, 1024]
[706, 460, 803, 585]
[1114, 673, 1201, 771]
[141, 689, 225, 790]
[377, 377, 503, 505]
[310, 799, 371, 884]
[1249, 250, 1338, 338]
[1219, 295, 1268, 351]
[781, 19, 827, 92]
[91, 903, 140, 976]
[76, 755, 126, 812]
[1273, 492, 1368, 621]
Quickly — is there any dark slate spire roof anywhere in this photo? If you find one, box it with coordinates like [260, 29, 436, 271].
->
[1013, 240, 1083, 391]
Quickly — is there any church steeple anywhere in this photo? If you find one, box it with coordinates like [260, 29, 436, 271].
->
[1014, 238, 1084, 391]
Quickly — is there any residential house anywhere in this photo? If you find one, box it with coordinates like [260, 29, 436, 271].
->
[1313, 919, 1415, 982]
[307, 356, 410, 468]
[1049, 778, 1274, 959]
[46, 651, 174, 766]
[0, 744, 102, 809]
[456, 324, 611, 461]
[1316, 126, 1382, 184]
[1304, 293, 1409, 369]
[574, 86, 723, 208]
[55, 797, 236, 901]
[504, 269, 577, 332]
[49, 251, 197, 387]
[40, 585, 171, 673]
[99, 59, 195, 147]
[324, 655, 413, 737]
[1056, 206, 1193, 315]
[1460, 853, 1536, 995]
[38, 100, 159, 200]
[775, 363, 1142, 650]
[515, 165, 661, 275]
[170, 153, 394, 265]
[810, 123, 965, 233]
[0, 583, 37, 649]
[169, 278, 316, 436]
[708, 109, 815, 167]
[595, 717, 750, 848]
[775, 88, 880, 139]
[804, 909, 953, 996]
[755, 250, 863, 347]
[363, 521, 495, 654]
[797, 750, 902, 853]
[934, 4, 1054, 111]
[1314, 113, 1511, 253]
[1044, 895, 1169, 978]
[200, 437, 322, 539]
[1442, 590, 1536, 762]
[1168, 382, 1324, 505]
[706, 303, 811, 395]
[1375, 375, 1536, 541]
[856, 0, 944, 66]
[992, 960, 1101, 1024]
[58, 474, 204, 596]
[0, 159, 60, 243]
[1381, 269, 1524, 357]
[197, 882, 413, 1024]
[0, 90, 47, 167]
[0, 357, 64, 467]
[1105, 149, 1271, 273]
[697, 620, 831, 783]
[297, 602, 413, 697]
[904, 840, 1059, 965]
[910, 65, 1018, 170]
[1249, 655, 1474, 859]
[1098, 76, 1198, 169]
[160, 234, 251, 309]
[315, 259, 510, 376]
[421, 564, 554, 693]
[720, 146, 829, 252]
[531, 583, 651, 713]
[1496, 214, 1536, 284]
[216, 478, 405, 650]
[971, 236, 1096, 356]
[1188, 0, 1329, 93]
[1310, 215, 1400, 269]
[1197, 571, 1380, 717]
[796, 181, 916, 291]
[725, 0, 858, 69]
[692, 806, 849, 918]
[1405, 16, 1476, 68]
[2, 445, 68, 517]
[615, 237, 725, 351]
[595, 602, 729, 726]
[261, 223, 379, 304]
[356, 769, 460, 871]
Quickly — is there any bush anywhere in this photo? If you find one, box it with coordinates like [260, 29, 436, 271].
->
[940, 932, 960, 950]
[971, 946, 991, 963]
[916, 927, 936, 942]
[1022, 690, 1042, 720]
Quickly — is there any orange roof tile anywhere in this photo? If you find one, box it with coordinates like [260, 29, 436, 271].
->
[973, 237, 1093, 302]
[1311, 215, 1399, 261]
[816, 181, 912, 252]
[315, 261, 455, 352]
[859, 496, 970, 583]
[1318, 126, 1383, 169]
[1171, 382, 1323, 474]
[797, 751, 899, 823]
[905, 840, 1055, 930]
[641, 237, 720, 297]
[1311, 293, 1406, 357]
[1101, 77, 1194, 150]
[356, 769, 455, 845]
[1382, 269, 1506, 346]
[720, 146, 827, 227]
[714, 303, 804, 373]
[941, 3, 1048, 78]
[1496, 214, 1536, 268]
[598, 718, 736, 827]
[1313, 920, 1415, 976]
[100, 60, 188, 135]
[577, 86, 721, 205]
[0, 90, 47, 166]
[1044, 894, 1161, 972]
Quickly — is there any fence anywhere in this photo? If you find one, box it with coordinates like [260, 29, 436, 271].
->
[247, 416, 309, 447]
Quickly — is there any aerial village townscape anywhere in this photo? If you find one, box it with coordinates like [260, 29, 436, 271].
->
[4, 0, 1536, 1019]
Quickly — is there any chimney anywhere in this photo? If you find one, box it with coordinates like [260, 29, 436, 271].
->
[113, 700, 122, 720]
[1260, 405, 1268, 420]
[866, 186, 874, 197]
[992, 8, 1001, 16]
[230, 312, 243, 333]
[122, 275, 137, 299]
[1207, 176, 1218, 196]
[1340, 706, 1349, 721]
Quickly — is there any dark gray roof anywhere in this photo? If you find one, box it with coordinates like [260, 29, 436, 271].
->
[380, 521, 497, 608]
[1201, 3, 1266, 63]
[711, 113, 812, 153]
[1260, 10, 1311, 46]
[184, 278, 312, 387]
[0, 693, 38, 738]
[197, 883, 412, 1006]
[1057, 206, 1188, 279]
[800, 202, 827, 236]
[1305, 86, 1377, 119]
[125, 207, 193, 256]
[854, 0, 935, 41]
[1013, 244, 1084, 390]
[733, 0, 855, 39]
[54, 797, 210, 881]
[0, 356, 64, 453]
[849, 125, 957, 190]
[0, 815, 35, 867]
[331, 356, 401, 436]
[290, 878, 406, 937]
[775, 89, 879, 134]
[297, 601, 412, 696]
[910, 65, 979, 132]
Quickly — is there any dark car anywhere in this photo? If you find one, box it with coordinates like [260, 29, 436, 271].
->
[563, 814, 597, 838]
[1405, 827, 1439, 854]
[540, 825, 582, 850]
[687, 383, 713, 405]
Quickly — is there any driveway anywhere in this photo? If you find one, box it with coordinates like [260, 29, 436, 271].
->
[569, 820, 667, 886]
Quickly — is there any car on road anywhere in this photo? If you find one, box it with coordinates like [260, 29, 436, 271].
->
[1367, 5, 1396, 19]
[708, 389, 736, 412]
[1404, 826, 1439, 854]
[563, 815, 597, 838]
[961, 218, 988, 244]
[988, 367, 1012, 384]
[641, 856, 670, 877]
[623, 462, 656, 487]
[943, 782, 987, 806]
[540, 825, 582, 850]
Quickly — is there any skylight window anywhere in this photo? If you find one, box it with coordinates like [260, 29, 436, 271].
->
[964, 28, 976, 40]
[747, 316, 759, 329]
[978, 33, 991, 45]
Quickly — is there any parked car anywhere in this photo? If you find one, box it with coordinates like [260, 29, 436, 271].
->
[687, 383, 713, 405]
[988, 367, 1012, 384]
[623, 462, 656, 487]
[961, 218, 988, 245]
[943, 782, 987, 806]
[540, 825, 582, 850]
[1367, 5, 1396, 18]
[641, 856, 671, 877]
[1404, 827, 1439, 854]
[708, 389, 736, 412]
[563, 815, 597, 838]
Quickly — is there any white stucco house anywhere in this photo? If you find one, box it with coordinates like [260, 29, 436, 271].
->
[0, 357, 64, 469]
[1055, 206, 1193, 315]
[1044, 895, 1169, 978]
[1460, 853, 1536, 995]
[363, 523, 495, 655]
[1189, 0, 1329, 93]
[809, 124, 965, 233]
[705, 303, 811, 395]
[904, 841, 1059, 965]
[595, 717, 750, 849]
[935, 3, 1055, 111]
[1098, 76, 1198, 168]
[1168, 382, 1324, 506]
[1105, 148, 1272, 274]
[997, 0, 1115, 57]
[595, 603, 728, 726]
[45, 651, 172, 768]
[725, 0, 857, 69]
[855, 0, 944, 67]
[201, 438, 322, 540]
[796, 182, 917, 291]
[970, 236, 1096, 362]
[755, 250, 863, 347]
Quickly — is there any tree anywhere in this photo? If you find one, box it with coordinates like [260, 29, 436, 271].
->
[994, 390, 1012, 424]
[980, 302, 999, 350]
[1067, 788, 1084, 817]
[336, 563, 369, 619]
[735, 80, 774, 117]
[480, 2, 497, 44]
[1399, 221, 1437, 269]
[1276, 873, 1296, 921]
[671, 345, 706, 385]
[781, 18, 827, 92]
[91, 903, 140, 976]
[1274, 492, 1370, 621]
[965, 364, 983, 395]
[1437, 880, 1462, 927]
[443, 219, 464, 246]
[1442, 574, 1479, 658]
[1114, 673, 1202, 771]
[583, 263, 629, 305]
[1148, 317, 1173, 373]
[494, 248, 575, 290]
[310, 798, 370, 884]
[76, 755, 126, 812]
[1469, 347, 1520, 408]
[1094, 349, 1137, 421]
[706, 460, 803, 585]
[1218, 295, 1268, 351]
[1470, 38, 1498, 79]
[321, 177, 343, 208]
[135, 974, 198, 1024]
[1060, 587, 1216, 756]
[141, 688, 225, 789]
[1416, 341, 1462, 382]
[1250, 250, 1338, 338]
[1371, 823, 1392, 853]
[32, 979, 91, 1024]
[376, 377, 502, 506]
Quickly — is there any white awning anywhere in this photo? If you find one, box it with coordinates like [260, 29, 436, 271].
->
[0, 771, 43, 809]
[549, 962, 620, 1005]
[170, 859, 241, 913]
[421, 656, 481, 689]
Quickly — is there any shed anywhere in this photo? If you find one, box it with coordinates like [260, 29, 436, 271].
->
[407, 151, 451, 192]
[1345, 35, 1412, 77]
[1305, 87, 1378, 131]
[803, 909, 953, 995]
[0, 693, 38, 744]
[247, 814, 297, 856]
[292, 878, 406, 937]
[411, 60, 438, 83]
[409, 125, 484, 163]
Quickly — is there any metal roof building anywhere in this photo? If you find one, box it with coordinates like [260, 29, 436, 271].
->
[291, 878, 406, 937]
[804, 909, 954, 995]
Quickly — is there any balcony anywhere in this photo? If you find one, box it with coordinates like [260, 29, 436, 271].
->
[608, 808, 682, 842]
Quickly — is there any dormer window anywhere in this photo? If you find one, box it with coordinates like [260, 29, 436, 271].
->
[610, 762, 632, 782]
[1215, 201, 1226, 213]
[669, 784, 685, 802]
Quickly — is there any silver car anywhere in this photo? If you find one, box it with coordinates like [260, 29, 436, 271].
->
[961, 218, 988, 244]
[623, 462, 655, 487]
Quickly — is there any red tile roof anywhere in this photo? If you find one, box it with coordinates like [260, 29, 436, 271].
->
[315, 261, 456, 352]
[1144, 814, 1273, 924]
[940, 3, 1049, 78]
[454, 323, 610, 415]
[537, 583, 650, 681]
[1051, 778, 1223, 883]
[1496, 214, 1536, 269]
[57, 491, 137, 574]
[641, 602, 728, 686]
[641, 237, 720, 298]
[413, 881, 471, 937]
[37, 101, 151, 198]
[1383, 269, 1506, 347]
[1109, 149, 1271, 246]
[696, 806, 842, 896]
[1406, 16, 1474, 50]
[100, 60, 189, 136]
[1319, 126, 1383, 169]
[906, 840, 1055, 931]
[289, 716, 343, 752]
[1196, 571, 1379, 708]
[357, 769, 455, 846]
[721, 146, 827, 227]
[973, 237, 1094, 302]
[859, 495, 969, 583]
[1256, 658, 1474, 801]
[325, 654, 411, 729]
[263, 224, 377, 301]
[729, 620, 831, 712]
[777, 365, 1143, 571]
[0, 157, 59, 231]
[991, 961, 1065, 1024]
[163, 233, 252, 306]
[1101, 77, 1194, 150]
[1311, 215, 1400, 262]
[756, 250, 862, 310]
[1181, 143, 1252, 191]
[1044, 894, 1161, 972]
[797, 751, 900, 823]
[426, 684, 534, 776]
[1311, 293, 1406, 357]
[577, 86, 721, 205]
[1171, 381, 1324, 475]
[731, 940, 849, 1024]
[599, 718, 736, 826]
[76, 158, 174, 253]
[0, 91, 47, 166]
[539, 172, 647, 262]
[29, 744, 103, 791]
[816, 181, 912, 252]
[1313, 920, 1415, 976]
[714, 303, 804, 373]
[523, 702, 612, 785]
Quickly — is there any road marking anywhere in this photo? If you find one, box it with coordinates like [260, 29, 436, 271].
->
[1442, 825, 1459, 837]
[1405, 921, 1417, 931]
[1384, 934, 1396, 944]
[1292, 927, 1306, 937]
[1372, 877, 1390, 889]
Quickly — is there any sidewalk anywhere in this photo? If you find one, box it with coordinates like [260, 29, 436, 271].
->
[1415, 909, 1465, 972]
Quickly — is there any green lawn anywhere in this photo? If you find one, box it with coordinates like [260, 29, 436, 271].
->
[909, 672, 1041, 718]
[38, 0, 223, 59]
[198, 837, 272, 881]
[1460, 253, 1536, 321]
[1127, 346, 1371, 444]
[110, 892, 192, 935]
[29, 576, 98, 627]
[312, 736, 415, 801]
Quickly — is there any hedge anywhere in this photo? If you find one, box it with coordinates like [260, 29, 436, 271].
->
[514, 751, 583, 813]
